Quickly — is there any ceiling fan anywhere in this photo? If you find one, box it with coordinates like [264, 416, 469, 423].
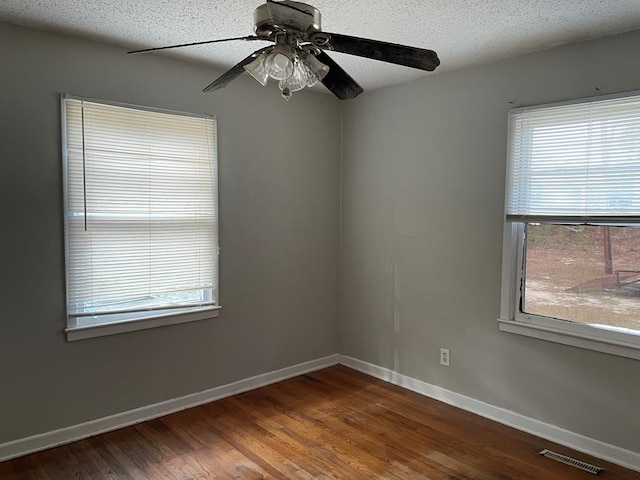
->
[128, 0, 440, 101]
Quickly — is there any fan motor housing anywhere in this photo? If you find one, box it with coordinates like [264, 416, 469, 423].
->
[254, 1, 321, 38]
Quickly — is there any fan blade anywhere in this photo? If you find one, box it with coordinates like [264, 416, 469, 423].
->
[202, 47, 272, 93]
[322, 32, 440, 71]
[315, 51, 364, 100]
[127, 36, 264, 54]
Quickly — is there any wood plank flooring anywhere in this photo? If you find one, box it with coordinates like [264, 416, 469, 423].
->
[1, 365, 637, 479]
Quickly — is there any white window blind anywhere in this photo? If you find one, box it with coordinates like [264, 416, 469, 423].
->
[63, 96, 218, 320]
[506, 93, 640, 224]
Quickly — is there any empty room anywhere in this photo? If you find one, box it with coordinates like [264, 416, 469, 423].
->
[1, 1, 640, 478]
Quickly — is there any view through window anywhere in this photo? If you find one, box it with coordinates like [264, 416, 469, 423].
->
[523, 223, 640, 333]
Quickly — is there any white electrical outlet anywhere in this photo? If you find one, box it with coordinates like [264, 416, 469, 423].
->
[440, 348, 450, 367]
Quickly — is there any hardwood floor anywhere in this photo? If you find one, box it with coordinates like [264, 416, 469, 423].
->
[1, 365, 636, 479]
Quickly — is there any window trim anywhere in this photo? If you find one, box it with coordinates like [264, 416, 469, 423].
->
[61, 94, 221, 341]
[65, 306, 222, 341]
[499, 92, 640, 361]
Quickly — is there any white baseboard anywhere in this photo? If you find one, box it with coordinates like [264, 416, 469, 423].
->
[338, 355, 640, 473]
[0, 354, 340, 463]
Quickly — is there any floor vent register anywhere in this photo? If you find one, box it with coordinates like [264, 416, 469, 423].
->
[539, 449, 604, 475]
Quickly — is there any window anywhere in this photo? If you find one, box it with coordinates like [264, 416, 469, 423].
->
[62, 96, 220, 341]
[500, 92, 640, 360]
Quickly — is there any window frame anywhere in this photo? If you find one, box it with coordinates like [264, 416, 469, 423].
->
[61, 94, 221, 341]
[499, 91, 640, 361]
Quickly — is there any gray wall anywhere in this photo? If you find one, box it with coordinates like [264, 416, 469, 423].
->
[340, 31, 640, 453]
[0, 22, 341, 443]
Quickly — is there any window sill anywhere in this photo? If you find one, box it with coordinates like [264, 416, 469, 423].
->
[66, 306, 222, 341]
[497, 318, 640, 361]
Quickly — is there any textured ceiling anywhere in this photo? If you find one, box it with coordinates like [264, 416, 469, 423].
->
[2, 0, 640, 93]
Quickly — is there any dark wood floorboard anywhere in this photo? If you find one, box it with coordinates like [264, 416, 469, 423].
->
[1, 365, 637, 479]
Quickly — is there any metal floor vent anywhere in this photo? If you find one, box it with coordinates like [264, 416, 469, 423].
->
[539, 449, 604, 475]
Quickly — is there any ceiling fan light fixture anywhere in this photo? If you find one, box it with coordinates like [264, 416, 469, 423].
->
[243, 52, 269, 86]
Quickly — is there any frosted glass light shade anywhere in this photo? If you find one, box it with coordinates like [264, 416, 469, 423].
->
[302, 53, 330, 87]
[243, 53, 269, 86]
[264, 47, 294, 81]
[278, 57, 309, 93]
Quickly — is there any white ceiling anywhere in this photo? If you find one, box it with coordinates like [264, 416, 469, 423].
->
[2, 0, 640, 92]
